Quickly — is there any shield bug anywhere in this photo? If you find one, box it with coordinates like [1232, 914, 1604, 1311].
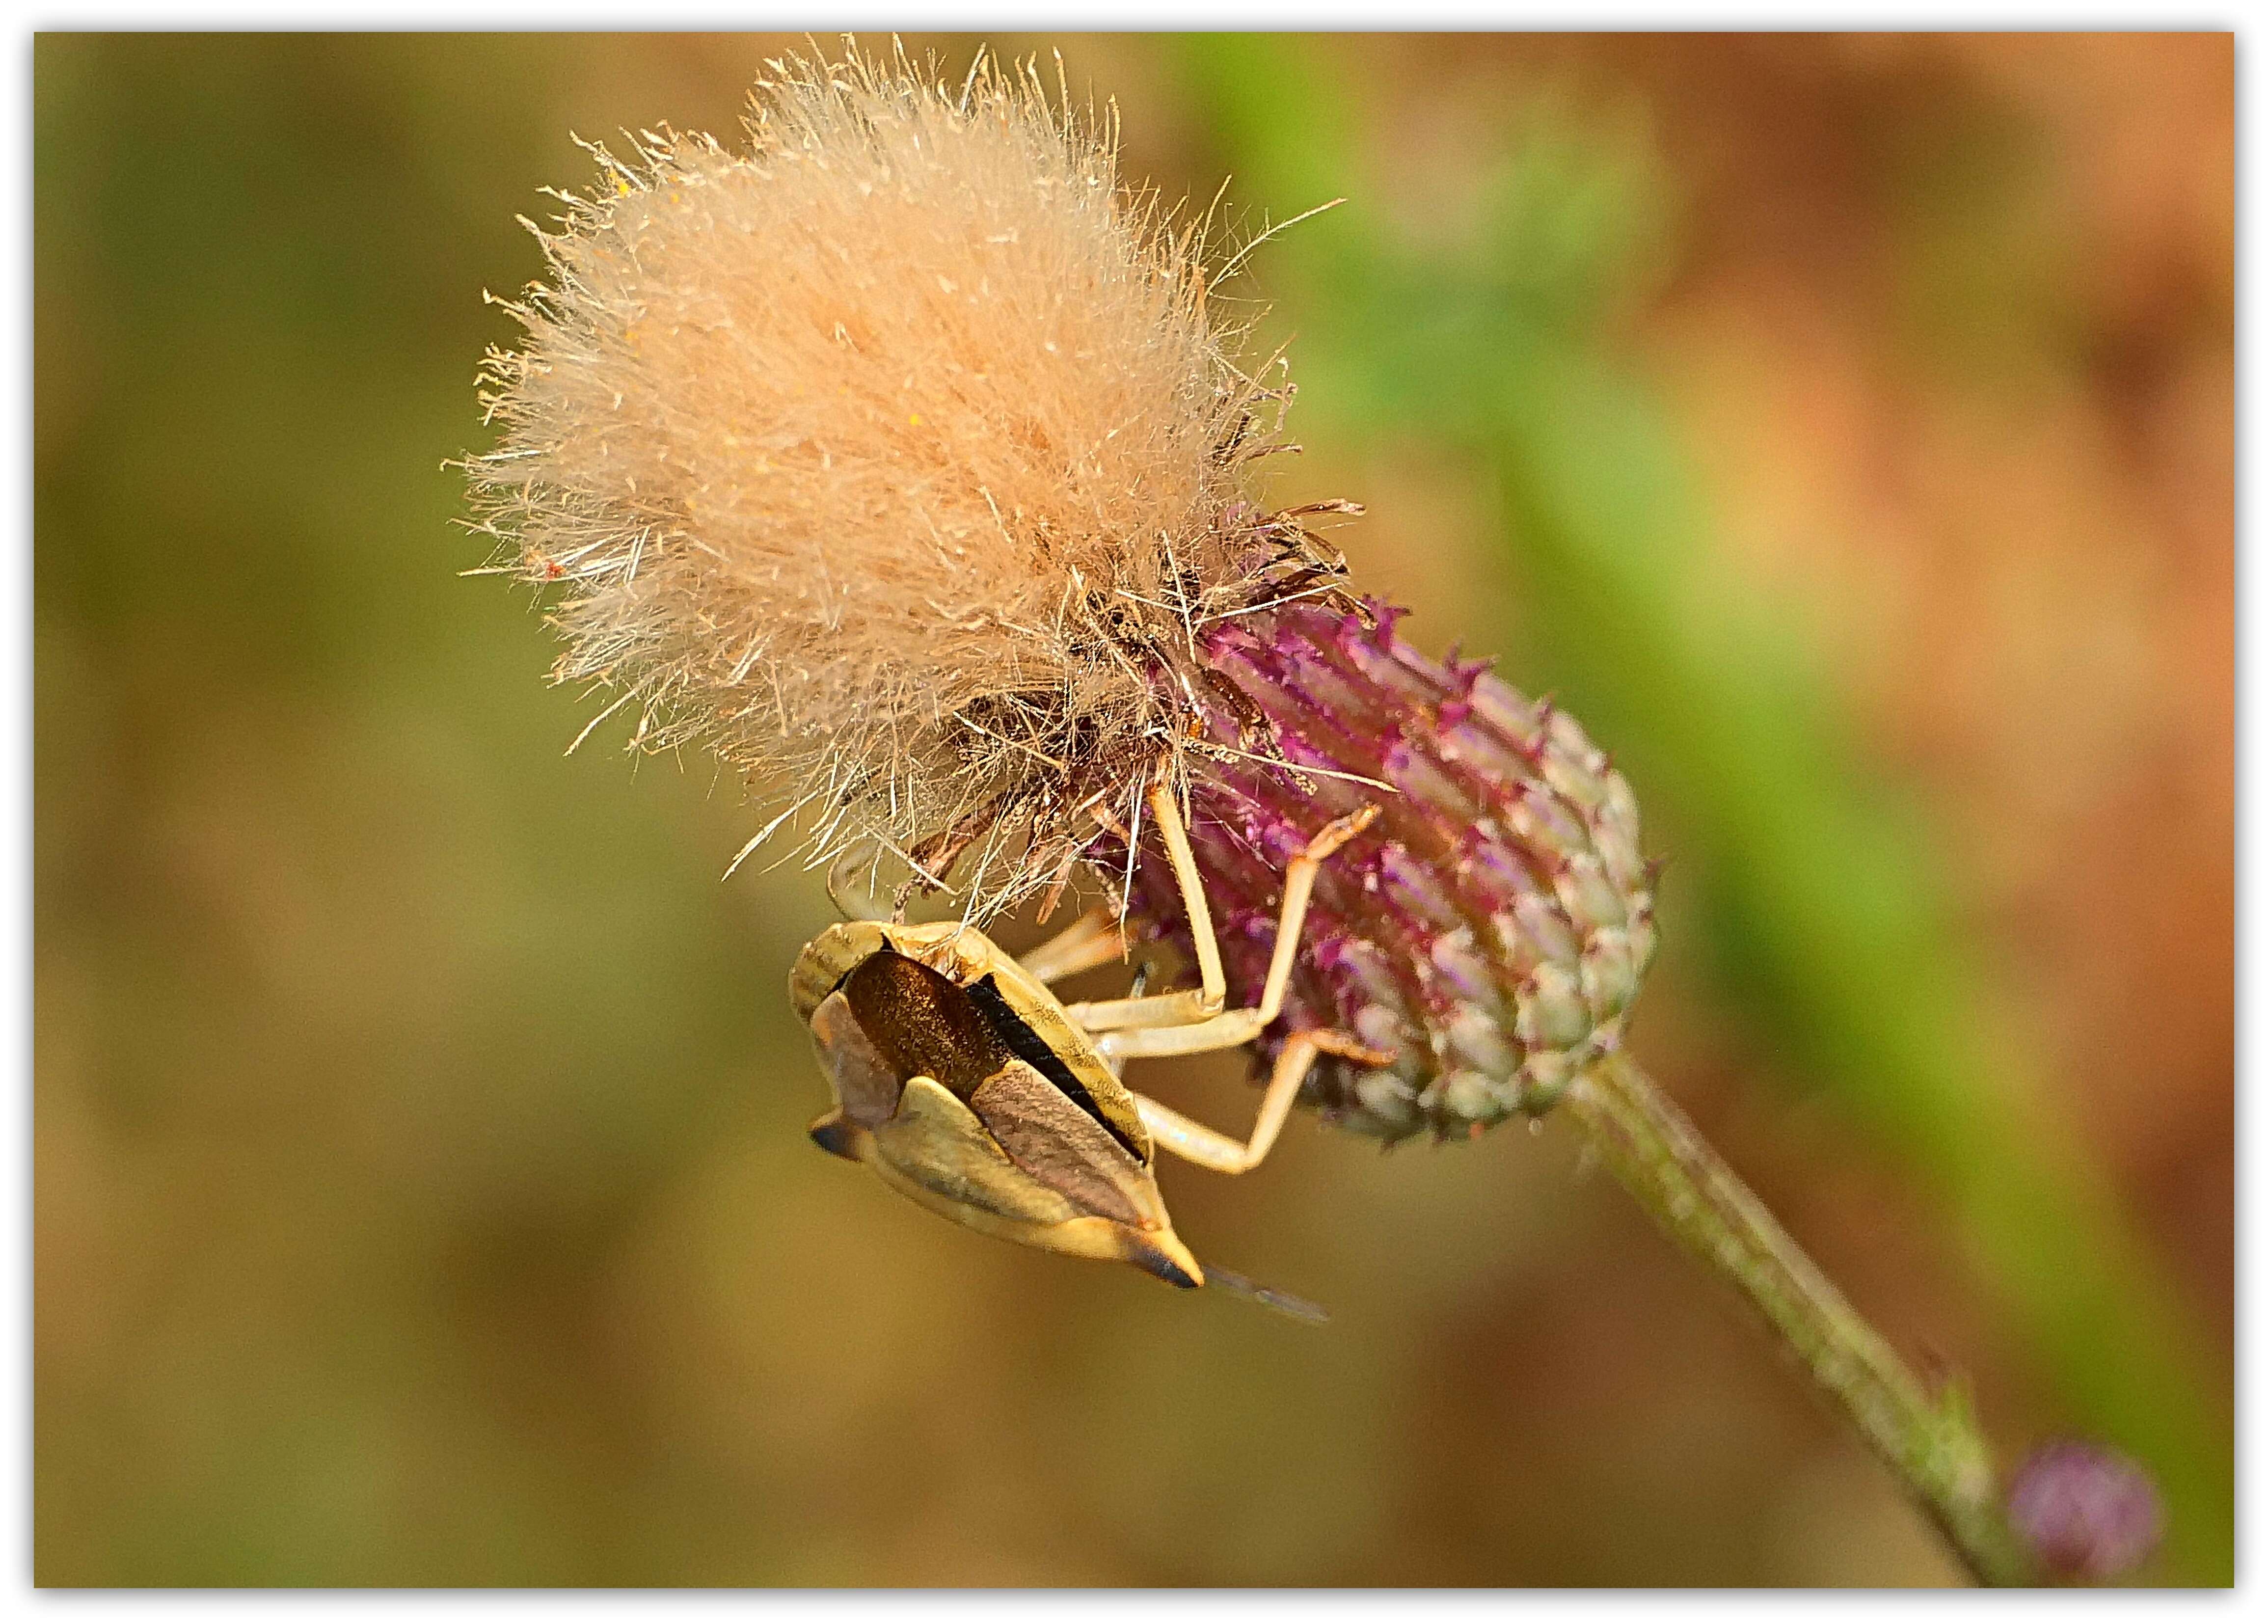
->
[790, 779, 1386, 1310]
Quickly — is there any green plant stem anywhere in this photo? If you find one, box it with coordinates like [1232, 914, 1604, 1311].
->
[1562, 1050, 2035, 1586]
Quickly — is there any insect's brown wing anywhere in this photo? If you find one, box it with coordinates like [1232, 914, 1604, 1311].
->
[868, 1075, 1086, 1227]
[966, 1059, 1166, 1231]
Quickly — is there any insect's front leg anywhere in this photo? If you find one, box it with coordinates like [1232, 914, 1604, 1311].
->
[1061, 775, 1231, 1031]
[1016, 904, 1126, 985]
[1062, 986, 1223, 1033]
[1082, 799, 1381, 1058]
[1086, 789, 1389, 1172]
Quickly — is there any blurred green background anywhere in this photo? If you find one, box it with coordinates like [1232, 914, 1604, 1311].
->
[35, 33, 2231, 1586]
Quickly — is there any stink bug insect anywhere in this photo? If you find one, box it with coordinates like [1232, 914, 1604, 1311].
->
[789, 778, 1386, 1309]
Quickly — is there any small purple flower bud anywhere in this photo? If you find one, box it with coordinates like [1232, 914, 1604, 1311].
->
[2006, 1439, 2164, 1584]
[1115, 591, 1657, 1141]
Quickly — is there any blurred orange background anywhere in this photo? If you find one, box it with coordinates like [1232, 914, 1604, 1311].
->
[35, 32, 2230, 1585]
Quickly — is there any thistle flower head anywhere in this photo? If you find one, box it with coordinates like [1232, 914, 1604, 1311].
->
[468, 45, 1310, 913]
[1115, 596, 1656, 1140]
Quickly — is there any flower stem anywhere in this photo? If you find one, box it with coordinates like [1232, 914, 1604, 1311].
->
[1561, 1050, 2036, 1586]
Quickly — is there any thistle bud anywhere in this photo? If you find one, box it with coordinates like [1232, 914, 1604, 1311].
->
[2005, 1439, 2164, 1584]
[1107, 554, 1656, 1141]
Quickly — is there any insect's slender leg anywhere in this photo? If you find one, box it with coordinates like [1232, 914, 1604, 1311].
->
[1062, 776, 1229, 1031]
[1154, 773, 1228, 1006]
[1134, 1029, 1393, 1174]
[1016, 905, 1126, 985]
[1092, 804, 1379, 1060]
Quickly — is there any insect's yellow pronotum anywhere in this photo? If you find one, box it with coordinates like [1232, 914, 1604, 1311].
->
[790, 778, 1384, 1309]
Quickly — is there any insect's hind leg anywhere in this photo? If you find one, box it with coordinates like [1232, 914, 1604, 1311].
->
[1134, 1029, 1392, 1175]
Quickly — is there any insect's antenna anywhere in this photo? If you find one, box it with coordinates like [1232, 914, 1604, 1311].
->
[824, 837, 894, 921]
[1203, 1264, 1329, 1326]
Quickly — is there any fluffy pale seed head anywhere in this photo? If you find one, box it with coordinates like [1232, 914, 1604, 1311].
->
[469, 47, 1296, 915]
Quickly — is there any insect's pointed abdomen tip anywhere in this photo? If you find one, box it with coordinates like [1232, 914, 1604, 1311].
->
[1127, 1230, 1204, 1289]
[807, 1110, 863, 1161]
